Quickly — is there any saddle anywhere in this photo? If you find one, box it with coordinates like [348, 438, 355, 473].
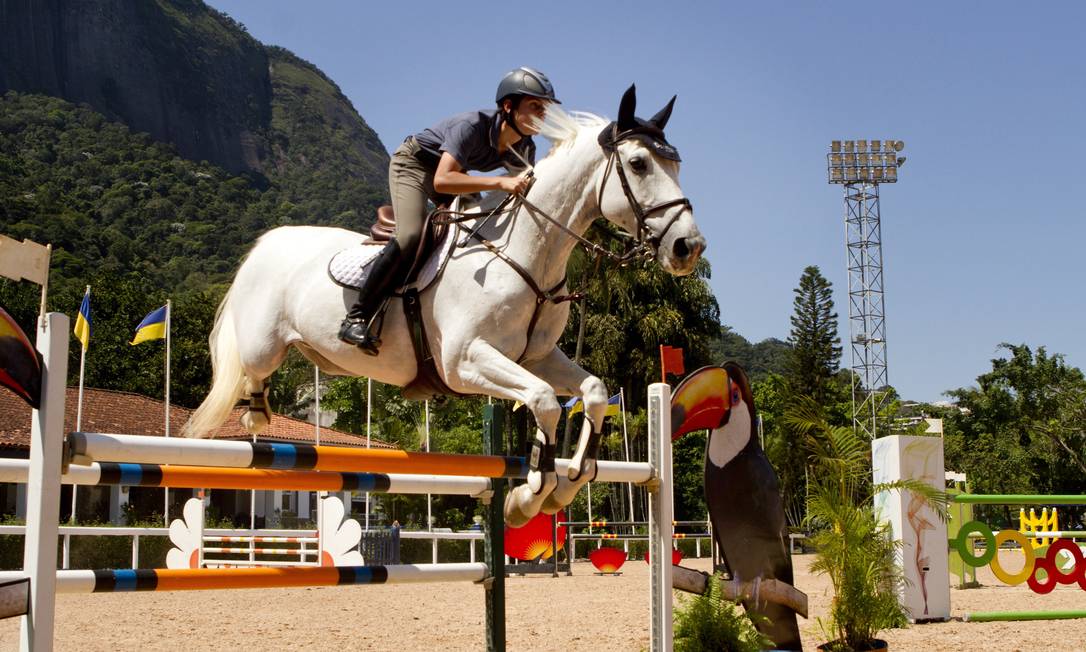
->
[364, 205, 397, 245]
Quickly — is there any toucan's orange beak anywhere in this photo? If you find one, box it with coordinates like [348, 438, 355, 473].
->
[671, 366, 732, 440]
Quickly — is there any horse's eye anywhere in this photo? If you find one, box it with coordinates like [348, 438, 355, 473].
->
[629, 156, 648, 174]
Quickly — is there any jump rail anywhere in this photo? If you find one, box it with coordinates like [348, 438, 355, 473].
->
[67, 432, 654, 484]
[0, 457, 491, 496]
[0, 563, 487, 593]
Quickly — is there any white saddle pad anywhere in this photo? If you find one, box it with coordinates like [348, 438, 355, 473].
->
[327, 227, 456, 293]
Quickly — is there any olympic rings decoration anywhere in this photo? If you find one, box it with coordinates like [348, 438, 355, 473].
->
[951, 521, 1086, 594]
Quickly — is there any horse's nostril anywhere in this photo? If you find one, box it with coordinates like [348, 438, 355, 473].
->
[673, 236, 705, 260]
[673, 237, 690, 259]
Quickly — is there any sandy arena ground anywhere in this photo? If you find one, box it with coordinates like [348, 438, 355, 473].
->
[2, 551, 1084, 651]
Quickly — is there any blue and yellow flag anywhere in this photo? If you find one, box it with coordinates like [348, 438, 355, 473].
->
[564, 394, 622, 419]
[73, 289, 91, 349]
[131, 305, 167, 345]
[605, 393, 621, 418]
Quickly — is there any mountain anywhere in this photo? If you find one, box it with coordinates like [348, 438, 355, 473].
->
[710, 326, 791, 380]
[0, 0, 388, 227]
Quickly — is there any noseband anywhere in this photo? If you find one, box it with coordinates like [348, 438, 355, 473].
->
[597, 126, 692, 260]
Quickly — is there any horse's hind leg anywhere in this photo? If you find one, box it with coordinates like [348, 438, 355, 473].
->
[523, 348, 609, 514]
[237, 339, 290, 434]
[240, 377, 273, 433]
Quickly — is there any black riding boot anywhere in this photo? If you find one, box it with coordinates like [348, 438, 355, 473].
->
[339, 240, 406, 355]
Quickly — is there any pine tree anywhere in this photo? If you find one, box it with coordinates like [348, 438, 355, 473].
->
[771, 266, 843, 526]
[786, 266, 841, 403]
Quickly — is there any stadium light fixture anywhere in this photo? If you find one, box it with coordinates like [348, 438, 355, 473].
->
[827, 139, 905, 184]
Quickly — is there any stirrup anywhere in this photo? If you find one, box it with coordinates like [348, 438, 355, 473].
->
[339, 317, 381, 355]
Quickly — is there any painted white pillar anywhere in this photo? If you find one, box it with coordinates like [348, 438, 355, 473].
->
[872, 435, 951, 621]
[271, 490, 283, 527]
[21, 313, 69, 652]
[15, 483, 26, 521]
[647, 383, 673, 652]
[108, 485, 129, 524]
[298, 491, 310, 520]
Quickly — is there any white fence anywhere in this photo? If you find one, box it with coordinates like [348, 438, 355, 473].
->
[0, 525, 484, 568]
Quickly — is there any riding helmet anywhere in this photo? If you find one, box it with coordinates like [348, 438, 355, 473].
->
[495, 67, 561, 105]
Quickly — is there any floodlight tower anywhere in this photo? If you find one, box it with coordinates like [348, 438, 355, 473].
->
[827, 139, 905, 440]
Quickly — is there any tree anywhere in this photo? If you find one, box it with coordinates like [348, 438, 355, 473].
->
[771, 266, 847, 525]
[944, 343, 1086, 505]
[754, 373, 806, 526]
[785, 266, 841, 403]
[710, 325, 791, 381]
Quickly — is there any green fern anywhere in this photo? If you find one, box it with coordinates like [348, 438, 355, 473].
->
[672, 572, 773, 652]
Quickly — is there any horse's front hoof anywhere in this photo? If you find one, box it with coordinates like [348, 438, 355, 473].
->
[504, 471, 557, 527]
[503, 486, 538, 528]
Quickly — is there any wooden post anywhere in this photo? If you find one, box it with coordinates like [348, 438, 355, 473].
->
[483, 404, 506, 651]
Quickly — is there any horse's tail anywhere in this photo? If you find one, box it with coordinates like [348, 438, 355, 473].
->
[183, 288, 245, 439]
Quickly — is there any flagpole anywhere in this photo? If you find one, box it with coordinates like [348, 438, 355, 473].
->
[660, 345, 666, 384]
[425, 399, 434, 563]
[314, 366, 321, 445]
[620, 388, 635, 523]
[365, 377, 372, 530]
[37, 244, 52, 331]
[164, 299, 171, 526]
[71, 285, 90, 523]
[587, 482, 593, 536]
[315, 365, 323, 555]
[75, 287, 89, 430]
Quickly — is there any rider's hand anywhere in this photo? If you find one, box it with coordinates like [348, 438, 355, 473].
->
[498, 175, 531, 196]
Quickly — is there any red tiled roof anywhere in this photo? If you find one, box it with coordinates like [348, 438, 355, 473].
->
[0, 387, 396, 450]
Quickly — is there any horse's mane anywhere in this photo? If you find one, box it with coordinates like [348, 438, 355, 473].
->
[534, 106, 609, 160]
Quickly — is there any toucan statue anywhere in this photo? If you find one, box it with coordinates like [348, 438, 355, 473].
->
[671, 361, 804, 651]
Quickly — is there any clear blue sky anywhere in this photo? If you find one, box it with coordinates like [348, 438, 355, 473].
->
[210, 0, 1086, 403]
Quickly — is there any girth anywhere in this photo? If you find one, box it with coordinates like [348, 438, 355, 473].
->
[400, 286, 463, 401]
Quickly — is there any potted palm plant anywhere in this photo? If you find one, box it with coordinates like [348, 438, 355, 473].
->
[786, 398, 945, 651]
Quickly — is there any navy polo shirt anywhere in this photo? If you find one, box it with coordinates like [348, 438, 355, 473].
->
[413, 110, 535, 173]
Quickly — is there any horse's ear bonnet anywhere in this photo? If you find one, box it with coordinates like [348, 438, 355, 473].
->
[598, 84, 682, 161]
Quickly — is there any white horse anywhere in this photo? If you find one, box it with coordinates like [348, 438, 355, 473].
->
[184, 85, 706, 526]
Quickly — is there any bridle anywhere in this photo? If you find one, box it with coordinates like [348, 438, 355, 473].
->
[596, 125, 692, 262]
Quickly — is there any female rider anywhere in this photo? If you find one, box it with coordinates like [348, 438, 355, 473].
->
[339, 66, 560, 354]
